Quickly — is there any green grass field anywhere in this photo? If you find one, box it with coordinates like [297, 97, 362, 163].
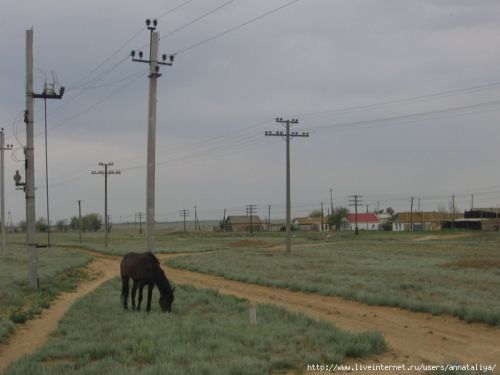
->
[0, 243, 91, 343]
[167, 231, 500, 325]
[4, 281, 386, 375]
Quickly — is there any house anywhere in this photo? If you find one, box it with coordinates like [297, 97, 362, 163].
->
[392, 212, 464, 231]
[224, 216, 263, 232]
[346, 213, 380, 231]
[292, 217, 329, 231]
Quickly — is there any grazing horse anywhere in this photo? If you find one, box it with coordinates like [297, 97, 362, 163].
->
[120, 252, 175, 312]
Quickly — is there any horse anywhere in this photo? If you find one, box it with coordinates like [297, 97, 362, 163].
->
[120, 252, 175, 312]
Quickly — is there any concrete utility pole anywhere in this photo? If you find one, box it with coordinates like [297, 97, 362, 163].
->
[452, 194, 456, 229]
[92, 162, 120, 248]
[179, 209, 189, 232]
[1, 129, 13, 255]
[348, 195, 363, 235]
[33, 81, 64, 247]
[131, 19, 174, 253]
[25, 29, 38, 288]
[265, 118, 309, 254]
[77, 200, 82, 244]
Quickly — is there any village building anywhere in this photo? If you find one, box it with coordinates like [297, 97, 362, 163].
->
[223, 216, 264, 232]
[346, 213, 380, 231]
[292, 217, 329, 231]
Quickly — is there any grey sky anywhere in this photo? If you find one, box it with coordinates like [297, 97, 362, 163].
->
[1, 0, 500, 224]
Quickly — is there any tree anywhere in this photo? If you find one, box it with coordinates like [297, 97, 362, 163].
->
[36, 217, 48, 232]
[386, 207, 395, 217]
[70, 216, 79, 230]
[18, 220, 26, 232]
[309, 209, 323, 218]
[56, 220, 66, 232]
[328, 207, 349, 228]
[82, 213, 102, 232]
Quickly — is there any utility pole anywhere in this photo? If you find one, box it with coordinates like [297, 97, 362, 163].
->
[452, 194, 456, 229]
[77, 200, 82, 244]
[91, 162, 120, 248]
[131, 19, 174, 253]
[194, 206, 200, 231]
[330, 188, 334, 215]
[33, 82, 64, 247]
[135, 212, 144, 234]
[179, 209, 189, 232]
[1, 129, 13, 255]
[348, 195, 363, 235]
[246, 204, 257, 234]
[320, 202, 324, 231]
[410, 197, 414, 231]
[265, 118, 309, 254]
[222, 208, 226, 232]
[24, 29, 38, 288]
[471, 193, 474, 210]
[268, 204, 271, 232]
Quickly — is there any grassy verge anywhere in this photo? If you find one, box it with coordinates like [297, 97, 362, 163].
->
[168, 232, 500, 326]
[5, 280, 386, 374]
[0, 243, 91, 343]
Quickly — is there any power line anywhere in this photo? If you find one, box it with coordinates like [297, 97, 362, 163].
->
[160, 0, 237, 41]
[305, 99, 500, 133]
[174, 0, 304, 55]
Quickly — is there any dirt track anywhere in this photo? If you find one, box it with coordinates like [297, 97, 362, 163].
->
[1, 250, 499, 372]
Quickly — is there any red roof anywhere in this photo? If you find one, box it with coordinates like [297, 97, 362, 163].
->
[346, 213, 379, 223]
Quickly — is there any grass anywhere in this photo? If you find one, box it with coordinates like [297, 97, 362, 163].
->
[0, 243, 91, 343]
[167, 231, 500, 326]
[4, 280, 386, 374]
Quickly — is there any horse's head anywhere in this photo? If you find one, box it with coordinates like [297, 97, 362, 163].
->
[159, 286, 175, 312]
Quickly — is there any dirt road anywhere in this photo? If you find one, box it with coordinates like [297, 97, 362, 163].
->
[1, 250, 499, 372]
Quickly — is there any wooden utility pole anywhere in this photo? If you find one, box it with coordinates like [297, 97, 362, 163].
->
[268, 204, 271, 232]
[320, 202, 324, 231]
[77, 200, 82, 244]
[330, 188, 334, 215]
[131, 19, 174, 253]
[179, 209, 189, 232]
[452, 194, 456, 229]
[246, 204, 257, 234]
[92, 162, 120, 248]
[265, 118, 309, 254]
[349, 195, 363, 235]
[1, 129, 13, 256]
[410, 197, 414, 231]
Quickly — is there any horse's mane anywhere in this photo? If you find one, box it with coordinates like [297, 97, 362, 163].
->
[147, 252, 160, 264]
[152, 258, 173, 297]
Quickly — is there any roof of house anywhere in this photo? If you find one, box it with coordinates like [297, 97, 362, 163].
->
[225, 215, 263, 225]
[292, 217, 326, 225]
[395, 212, 463, 222]
[346, 213, 379, 223]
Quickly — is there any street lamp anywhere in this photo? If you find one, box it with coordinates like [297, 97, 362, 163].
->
[33, 82, 64, 247]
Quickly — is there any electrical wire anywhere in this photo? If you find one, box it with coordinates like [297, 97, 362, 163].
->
[160, 0, 237, 41]
[173, 0, 303, 55]
[304, 99, 500, 133]
[47, 71, 144, 133]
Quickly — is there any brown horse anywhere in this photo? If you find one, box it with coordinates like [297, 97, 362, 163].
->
[120, 252, 175, 312]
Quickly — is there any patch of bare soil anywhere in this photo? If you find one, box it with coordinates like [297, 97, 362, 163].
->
[441, 258, 500, 269]
[412, 233, 473, 241]
[1, 249, 499, 373]
[226, 239, 270, 248]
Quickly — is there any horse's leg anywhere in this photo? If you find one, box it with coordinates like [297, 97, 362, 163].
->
[121, 275, 129, 311]
[131, 280, 139, 311]
[146, 283, 153, 312]
[137, 284, 145, 311]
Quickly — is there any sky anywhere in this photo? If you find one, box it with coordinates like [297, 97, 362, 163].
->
[1, 0, 500, 225]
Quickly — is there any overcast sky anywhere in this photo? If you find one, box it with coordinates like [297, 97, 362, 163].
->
[2, 0, 500, 224]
